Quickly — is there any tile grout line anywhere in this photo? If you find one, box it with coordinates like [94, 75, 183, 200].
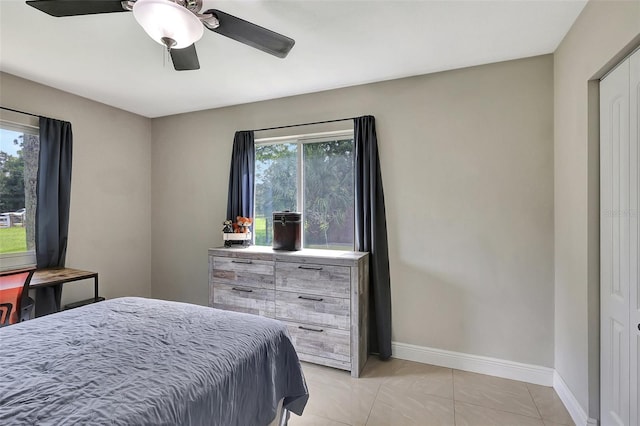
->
[363, 381, 382, 425]
[452, 368, 457, 426]
[526, 383, 546, 423]
[453, 399, 549, 422]
[453, 368, 555, 423]
[527, 384, 574, 426]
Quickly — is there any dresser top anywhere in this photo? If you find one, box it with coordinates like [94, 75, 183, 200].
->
[209, 245, 368, 265]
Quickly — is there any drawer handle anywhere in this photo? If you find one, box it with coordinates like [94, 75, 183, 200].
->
[232, 287, 253, 293]
[298, 265, 323, 271]
[298, 295, 324, 302]
[298, 326, 324, 333]
[231, 260, 253, 264]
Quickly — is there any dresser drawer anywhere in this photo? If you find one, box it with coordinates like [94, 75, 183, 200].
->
[209, 247, 369, 377]
[276, 291, 350, 330]
[275, 262, 350, 298]
[284, 320, 350, 363]
[211, 282, 274, 318]
[211, 256, 274, 289]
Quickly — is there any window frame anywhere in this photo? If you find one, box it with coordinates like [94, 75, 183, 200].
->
[254, 129, 355, 249]
[0, 118, 38, 271]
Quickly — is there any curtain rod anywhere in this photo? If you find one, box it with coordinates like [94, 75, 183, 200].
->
[251, 116, 358, 133]
[0, 106, 41, 119]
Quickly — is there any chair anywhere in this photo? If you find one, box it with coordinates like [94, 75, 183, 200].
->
[0, 268, 36, 327]
[0, 303, 12, 326]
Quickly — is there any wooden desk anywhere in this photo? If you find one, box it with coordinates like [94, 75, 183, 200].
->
[30, 268, 99, 302]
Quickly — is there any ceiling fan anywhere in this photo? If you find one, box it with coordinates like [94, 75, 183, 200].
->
[26, 0, 295, 71]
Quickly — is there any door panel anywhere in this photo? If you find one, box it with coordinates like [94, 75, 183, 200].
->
[629, 49, 639, 426]
[611, 318, 624, 423]
[601, 55, 631, 426]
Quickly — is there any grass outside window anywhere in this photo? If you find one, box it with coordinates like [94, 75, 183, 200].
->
[0, 227, 27, 254]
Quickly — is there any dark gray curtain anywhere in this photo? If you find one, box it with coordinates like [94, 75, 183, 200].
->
[35, 117, 73, 317]
[354, 115, 392, 360]
[226, 131, 255, 220]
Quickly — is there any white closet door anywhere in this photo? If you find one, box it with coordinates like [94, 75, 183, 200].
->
[600, 55, 631, 426]
[629, 49, 639, 426]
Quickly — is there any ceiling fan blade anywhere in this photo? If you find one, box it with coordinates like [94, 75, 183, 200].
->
[204, 9, 294, 58]
[170, 44, 200, 71]
[26, 1, 128, 17]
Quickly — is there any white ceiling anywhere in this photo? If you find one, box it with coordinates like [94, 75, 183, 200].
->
[0, 0, 586, 118]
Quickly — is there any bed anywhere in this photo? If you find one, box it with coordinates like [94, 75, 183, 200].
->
[0, 297, 308, 425]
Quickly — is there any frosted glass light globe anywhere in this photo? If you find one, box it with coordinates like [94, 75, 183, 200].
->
[133, 0, 204, 49]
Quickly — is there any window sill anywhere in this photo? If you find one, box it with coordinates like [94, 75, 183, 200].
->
[0, 250, 36, 272]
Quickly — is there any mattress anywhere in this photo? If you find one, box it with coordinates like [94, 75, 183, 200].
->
[0, 297, 308, 425]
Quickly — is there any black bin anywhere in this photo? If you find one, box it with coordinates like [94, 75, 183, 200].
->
[64, 297, 105, 310]
[273, 211, 301, 251]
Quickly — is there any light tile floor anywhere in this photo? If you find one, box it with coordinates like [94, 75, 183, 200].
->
[289, 358, 574, 426]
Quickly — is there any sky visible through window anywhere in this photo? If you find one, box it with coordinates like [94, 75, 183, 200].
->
[0, 129, 22, 157]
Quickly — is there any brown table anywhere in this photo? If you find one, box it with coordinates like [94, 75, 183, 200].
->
[30, 268, 100, 303]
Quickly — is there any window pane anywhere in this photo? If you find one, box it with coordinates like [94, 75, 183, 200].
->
[303, 139, 354, 250]
[0, 126, 39, 255]
[254, 143, 297, 246]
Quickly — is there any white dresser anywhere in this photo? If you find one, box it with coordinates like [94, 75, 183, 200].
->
[208, 246, 369, 377]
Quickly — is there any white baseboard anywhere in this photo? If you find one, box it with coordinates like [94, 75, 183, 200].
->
[391, 341, 554, 386]
[391, 342, 601, 425]
[552, 371, 598, 426]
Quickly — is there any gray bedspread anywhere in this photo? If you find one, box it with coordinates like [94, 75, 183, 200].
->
[0, 297, 308, 425]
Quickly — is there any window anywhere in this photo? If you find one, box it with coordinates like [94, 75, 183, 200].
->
[254, 131, 355, 250]
[0, 120, 39, 269]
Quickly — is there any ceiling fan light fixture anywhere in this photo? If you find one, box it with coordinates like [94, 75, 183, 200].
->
[133, 0, 203, 49]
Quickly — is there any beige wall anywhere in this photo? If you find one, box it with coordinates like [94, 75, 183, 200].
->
[0, 72, 152, 305]
[553, 0, 640, 419]
[152, 55, 555, 367]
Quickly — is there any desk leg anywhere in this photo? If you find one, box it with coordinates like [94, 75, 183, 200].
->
[94, 276, 99, 300]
